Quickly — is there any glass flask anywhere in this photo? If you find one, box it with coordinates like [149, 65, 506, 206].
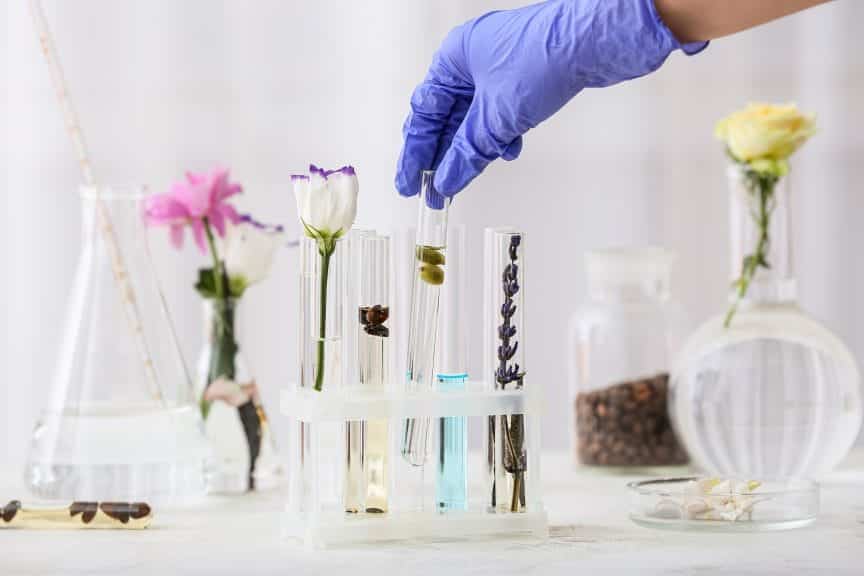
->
[196, 298, 283, 493]
[26, 186, 207, 504]
[569, 247, 688, 469]
[670, 167, 862, 478]
[436, 225, 468, 512]
[402, 171, 451, 467]
[485, 228, 529, 513]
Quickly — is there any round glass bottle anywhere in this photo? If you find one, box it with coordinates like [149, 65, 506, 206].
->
[670, 167, 862, 478]
[570, 248, 688, 469]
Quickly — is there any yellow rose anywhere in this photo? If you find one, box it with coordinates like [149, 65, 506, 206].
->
[715, 103, 816, 166]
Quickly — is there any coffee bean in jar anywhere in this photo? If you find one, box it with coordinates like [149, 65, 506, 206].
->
[575, 373, 688, 467]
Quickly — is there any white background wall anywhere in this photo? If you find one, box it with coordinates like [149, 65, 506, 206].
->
[2, 0, 863, 485]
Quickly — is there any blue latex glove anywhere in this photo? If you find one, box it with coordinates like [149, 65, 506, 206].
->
[395, 0, 707, 198]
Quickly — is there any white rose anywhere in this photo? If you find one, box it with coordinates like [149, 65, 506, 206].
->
[292, 164, 358, 242]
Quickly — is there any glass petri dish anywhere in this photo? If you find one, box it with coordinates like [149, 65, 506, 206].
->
[627, 477, 818, 532]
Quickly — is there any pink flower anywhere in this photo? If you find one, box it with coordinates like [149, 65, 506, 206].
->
[144, 167, 243, 252]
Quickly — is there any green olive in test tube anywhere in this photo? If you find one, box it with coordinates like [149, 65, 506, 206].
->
[402, 170, 450, 466]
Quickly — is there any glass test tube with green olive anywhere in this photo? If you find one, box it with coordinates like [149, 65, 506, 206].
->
[402, 171, 451, 467]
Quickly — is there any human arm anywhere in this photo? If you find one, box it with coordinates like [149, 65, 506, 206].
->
[655, 0, 833, 43]
[395, 0, 834, 198]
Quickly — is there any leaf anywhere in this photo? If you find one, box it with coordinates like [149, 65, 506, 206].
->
[195, 267, 219, 299]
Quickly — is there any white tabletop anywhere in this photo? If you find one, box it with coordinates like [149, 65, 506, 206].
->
[4, 452, 864, 576]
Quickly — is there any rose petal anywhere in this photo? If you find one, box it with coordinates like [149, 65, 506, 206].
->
[191, 219, 207, 253]
[143, 194, 189, 225]
[209, 209, 226, 237]
[169, 224, 185, 248]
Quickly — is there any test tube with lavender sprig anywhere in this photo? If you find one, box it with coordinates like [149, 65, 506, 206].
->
[402, 171, 451, 469]
[484, 229, 528, 513]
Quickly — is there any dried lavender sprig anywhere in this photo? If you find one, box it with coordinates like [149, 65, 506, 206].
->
[496, 235, 524, 388]
[494, 234, 526, 512]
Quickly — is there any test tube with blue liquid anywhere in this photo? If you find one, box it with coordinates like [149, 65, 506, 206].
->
[436, 225, 468, 512]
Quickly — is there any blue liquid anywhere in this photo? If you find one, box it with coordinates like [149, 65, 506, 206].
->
[436, 373, 468, 512]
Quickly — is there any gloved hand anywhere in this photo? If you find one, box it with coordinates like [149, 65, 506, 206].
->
[395, 0, 707, 198]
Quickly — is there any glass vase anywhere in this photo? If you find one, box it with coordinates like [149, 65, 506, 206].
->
[570, 248, 688, 469]
[484, 228, 528, 513]
[26, 186, 207, 504]
[196, 298, 283, 493]
[670, 166, 862, 478]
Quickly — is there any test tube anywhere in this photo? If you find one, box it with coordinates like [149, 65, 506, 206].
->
[436, 225, 468, 512]
[484, 229, 528, 513]
[344, 230, 369, 513]
[402, 171, 451, 467]
[359, 233, 390, 513]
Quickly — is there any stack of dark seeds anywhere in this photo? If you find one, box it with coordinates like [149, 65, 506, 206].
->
[575, 373, 688, 466]
[359, 305, 389, 337]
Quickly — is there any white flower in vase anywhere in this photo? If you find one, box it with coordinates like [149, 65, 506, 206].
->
[223, 214, 286, 294]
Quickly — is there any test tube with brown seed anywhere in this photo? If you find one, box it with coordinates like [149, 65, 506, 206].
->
[0, 501, 152, 530]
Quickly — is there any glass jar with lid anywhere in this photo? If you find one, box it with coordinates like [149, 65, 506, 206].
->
[570, 247, 689, 469]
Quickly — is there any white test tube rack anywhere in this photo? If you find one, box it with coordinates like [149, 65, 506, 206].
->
[280, 380, 547, 548]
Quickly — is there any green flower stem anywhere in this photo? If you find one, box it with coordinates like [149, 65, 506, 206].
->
[202, 218, 235, 418]
[314, 245, 334, 392]
[725, 172, 776, 328]
[203, 218, 226, 302]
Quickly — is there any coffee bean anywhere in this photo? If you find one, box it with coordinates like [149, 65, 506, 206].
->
[575, 373, 688, 467]
[366, 304, 389, 325]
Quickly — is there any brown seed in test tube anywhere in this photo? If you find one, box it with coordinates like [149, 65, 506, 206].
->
[2, 501, 21, 523]
[100, 502, 152, 524]
[70, 502, 98, 524]
[366, 305, 389, 326]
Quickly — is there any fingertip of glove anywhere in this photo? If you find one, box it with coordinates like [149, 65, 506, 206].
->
[501, 136, 523, 161]
[395, 172, 418, 198]
[433, 159, 468, 198]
